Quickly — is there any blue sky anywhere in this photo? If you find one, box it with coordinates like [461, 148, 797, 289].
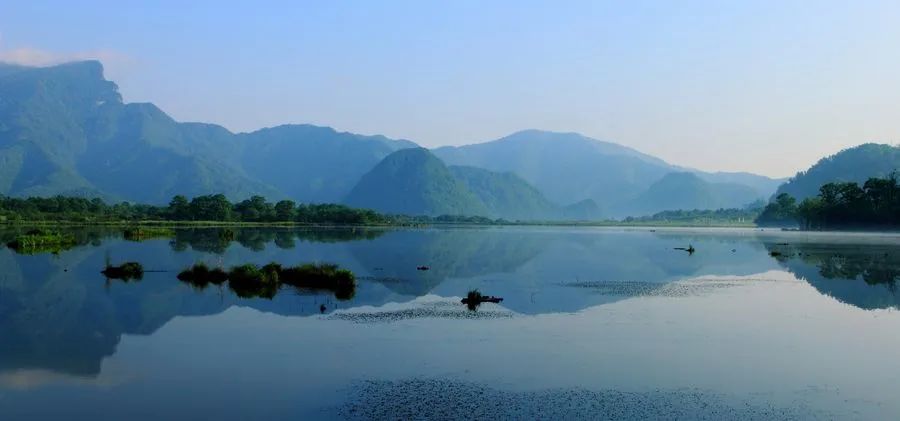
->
[1, 0, 899, 177]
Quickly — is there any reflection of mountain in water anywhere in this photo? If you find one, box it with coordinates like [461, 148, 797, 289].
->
[427, 229, 779, 314]
[0, 231, 395, 378]
[766, 242, 900, 310]
[0, 227, 810, 379]
[347, 228, 547, 296]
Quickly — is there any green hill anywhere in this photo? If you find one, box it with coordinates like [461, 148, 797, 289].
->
[344, 148, 488, 216]
[775, 143, 900, 201]
[448, 166, 559, 220]
[0, 61, 414, 203]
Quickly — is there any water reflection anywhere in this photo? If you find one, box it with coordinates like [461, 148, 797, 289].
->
[765, 241, 900, 310]
[170, 227, 385, 253]
[1, 226, 899, 382]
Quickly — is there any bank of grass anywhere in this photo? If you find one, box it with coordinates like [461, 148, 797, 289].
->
[5, 230, 77, 254]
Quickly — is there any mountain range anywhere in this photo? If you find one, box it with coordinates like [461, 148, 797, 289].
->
[2, 60, 895, 220]
[0, 61, 413, 204]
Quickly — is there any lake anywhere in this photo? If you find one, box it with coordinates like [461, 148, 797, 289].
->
[1, 226, 899, 420]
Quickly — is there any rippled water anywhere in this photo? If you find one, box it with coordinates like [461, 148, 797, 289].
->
[1, 226, 898, 420]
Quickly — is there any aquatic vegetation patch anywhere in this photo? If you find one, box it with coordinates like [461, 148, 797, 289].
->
[176, 261, 357, 300]
[6, 230, 77, 254]
[227, 264, 280, 299]
[101, 262, 144, 281]
[280, 263, 356, 301]
[177, 263, 228, 288]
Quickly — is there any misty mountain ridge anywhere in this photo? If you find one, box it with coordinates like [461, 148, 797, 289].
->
[433, 129, 780, 217]
[345, 148, 572, 220]
[0, 60, 822, 220]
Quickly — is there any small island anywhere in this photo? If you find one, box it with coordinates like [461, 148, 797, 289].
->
[178, 261, 357, 300]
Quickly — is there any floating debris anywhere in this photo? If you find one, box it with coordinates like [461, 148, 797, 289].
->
[674, 244, 696, 255]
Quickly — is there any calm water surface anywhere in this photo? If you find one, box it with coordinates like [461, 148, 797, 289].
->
[1, 226, 899, 420]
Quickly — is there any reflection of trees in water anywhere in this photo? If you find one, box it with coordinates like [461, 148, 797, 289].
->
[766, 242, 900, 309]
[0, 248, 370, 378]
[0, 227, 389, 379]
[767, 243, 900, 286]
[169, 227, 386, 254]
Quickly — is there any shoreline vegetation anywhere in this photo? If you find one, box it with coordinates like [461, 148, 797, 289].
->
[5, 229, 77, 254]
[0, 194, 761, 228]
[756, 174, 899, 230]
[1, 186, 897, 231]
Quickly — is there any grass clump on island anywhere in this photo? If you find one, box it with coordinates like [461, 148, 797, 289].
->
[227, 263, 281, 299]
[102, 261, 144, 281]
[176, 262, 228, 288]
[5, 229, 77, 254]
[177, 261, 356, 300]
[123, 226, 176, 241]
[280, 263, 356, 300]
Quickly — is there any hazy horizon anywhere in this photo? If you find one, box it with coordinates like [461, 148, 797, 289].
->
[2, 1, 899, 178]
